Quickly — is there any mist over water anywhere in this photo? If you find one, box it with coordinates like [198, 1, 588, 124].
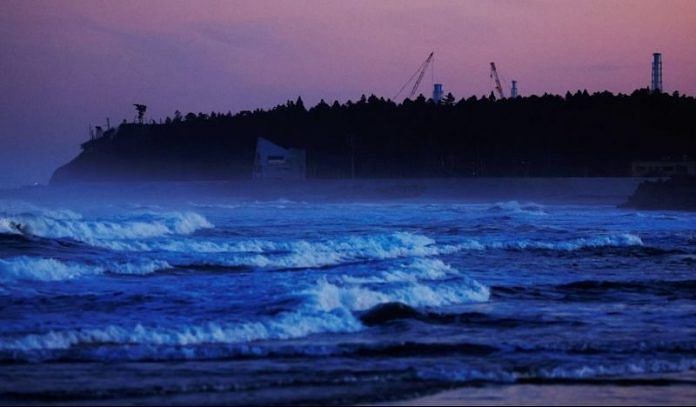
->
[0, 179, 694, 404]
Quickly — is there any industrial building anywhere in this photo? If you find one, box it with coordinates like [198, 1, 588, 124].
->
[432, 83, 443, 103]
[252, 137, 306, 180]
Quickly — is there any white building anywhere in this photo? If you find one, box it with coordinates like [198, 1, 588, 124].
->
[252, 137, 306, 180]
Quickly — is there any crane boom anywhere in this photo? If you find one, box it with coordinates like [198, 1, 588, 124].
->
[409, 52, 434, 99]
[490, 62, 505, 99]
[394, 52, 434, 100]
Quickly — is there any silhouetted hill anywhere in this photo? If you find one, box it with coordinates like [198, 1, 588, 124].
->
[51, 89, 696, 183]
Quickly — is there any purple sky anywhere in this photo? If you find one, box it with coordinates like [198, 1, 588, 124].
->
[1, 0, 695, 186]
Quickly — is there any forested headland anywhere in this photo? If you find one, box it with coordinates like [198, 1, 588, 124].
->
[51, 89, 696, 183]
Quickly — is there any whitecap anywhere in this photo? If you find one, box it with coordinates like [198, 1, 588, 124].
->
[0, 258, 488, 353]
[101, 232, 460, 270]
[0, 308, 361, 352]
[539, 358, 696, 379]
[0, 209, 213, 243]
[456, 233, 644, 252]
[0, 257, 101, 281]
[311, 259, 490, 312]
[0, 256, 172, 281]
[488, 201, 547, 215]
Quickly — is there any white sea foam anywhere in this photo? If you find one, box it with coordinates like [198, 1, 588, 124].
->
[0, 257, 101, 281]
[538, 358, 696, 379]
[0, 218, 22, 235]
[100, 232, 460, 270]
[416, 366, 518, 383]
[188, 202, 241, 210]
[250, 232, 459, 269]
[341, 258, 457, 284]
[88, 232, 646, 277]
[312, 277, 489, 312]
[0, 258, 487, 352]
[0, 209, 213, 243]
[97, 230, 645, 273]
[313, 259, 490, 312]
[108, 259, 172, 275]
[0, 256, 172, 281]
[416, 358, 696, 383]
[453, 233, 644, 252]
[0, 308, 361, 352]
[0, 205, 82, 235]
[488, 201, 547, 215]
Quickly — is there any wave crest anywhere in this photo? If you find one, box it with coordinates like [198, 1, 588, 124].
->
[0, 310, 361, 352]
[0, 257, 99, 281]
[110, 232, 459, 269]
[488, 201, 547, 215]
[0, 210, 213, 243]
[311, 259, 490, 312]
[458, 233, 644, 252]
[0, 256, 172, 281]
[0, 259, 487, 355]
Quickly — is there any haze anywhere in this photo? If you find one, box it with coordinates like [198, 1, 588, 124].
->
[1, 0, 695, 187]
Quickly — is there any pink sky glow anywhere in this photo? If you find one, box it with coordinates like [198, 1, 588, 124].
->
[1, 0, 695, 185]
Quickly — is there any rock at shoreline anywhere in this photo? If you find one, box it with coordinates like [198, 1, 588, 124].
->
[621, 176, 696, 211]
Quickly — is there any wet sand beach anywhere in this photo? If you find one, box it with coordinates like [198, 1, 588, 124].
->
[375, 373, 696, 406]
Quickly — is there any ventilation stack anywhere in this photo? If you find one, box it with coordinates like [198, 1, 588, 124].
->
[651, 53, 663, 93]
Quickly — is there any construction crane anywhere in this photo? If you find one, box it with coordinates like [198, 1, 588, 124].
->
[490, 62, 505, 99]
[394, 52, 435, 100]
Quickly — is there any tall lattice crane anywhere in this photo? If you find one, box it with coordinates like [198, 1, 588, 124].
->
[490, 62, 505, 99]
[394, 52, 435, 100]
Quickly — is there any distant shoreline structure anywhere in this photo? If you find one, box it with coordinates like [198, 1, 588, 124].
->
[51, 89, 695, 184]
[622, 176, 696, 211]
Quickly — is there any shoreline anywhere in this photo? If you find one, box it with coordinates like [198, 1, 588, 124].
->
[0, 177, 650, 206]
[371, 373, 696, 406]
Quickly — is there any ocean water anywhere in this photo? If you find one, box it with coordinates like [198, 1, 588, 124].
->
[1, 185, 695, 404]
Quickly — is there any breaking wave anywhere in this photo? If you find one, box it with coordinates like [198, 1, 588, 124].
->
[0, 256, 172, 281]
[536, 358, 696, 380]
[0, 257, 99, 281]
[312, 276, 489, 313]
[0, 259, 488, 355]
[107, 232, 461, 269]
[0, 311, 361, 352]
[0, 209, 213, 243]
[94, 232, 646, 272]
[340, 258, 458, 284]
[416, 358, 696, 384]
[487, 200, 548, 215]
[457, 233, 644, 251]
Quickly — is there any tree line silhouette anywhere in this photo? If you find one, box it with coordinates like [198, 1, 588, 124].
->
[52, 89, 696, 182]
